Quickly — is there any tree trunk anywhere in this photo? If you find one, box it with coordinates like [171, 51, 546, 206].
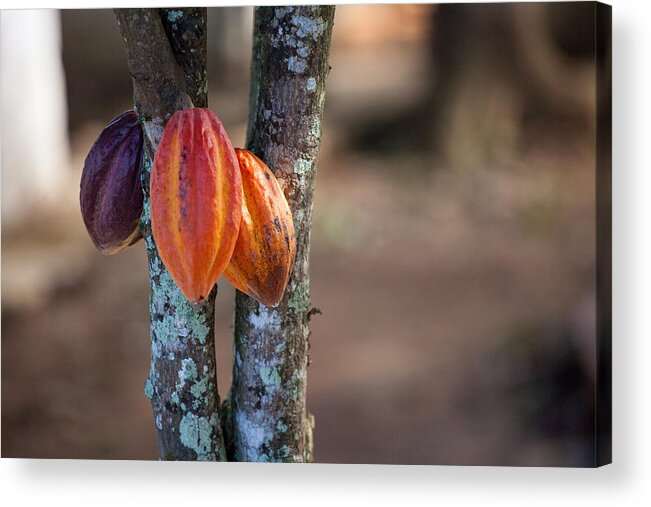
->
[115, 8, 226, 461]
[227, 5, 335, 463]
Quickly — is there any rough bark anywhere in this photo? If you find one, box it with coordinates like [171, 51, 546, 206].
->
[115, 8, 226, 461]
[228, 5, 335, 463]
[160, 8, 208, 108]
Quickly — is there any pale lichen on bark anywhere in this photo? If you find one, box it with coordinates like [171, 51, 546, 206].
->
[229, 5, 335, 463]
[115, 7, 226, 461]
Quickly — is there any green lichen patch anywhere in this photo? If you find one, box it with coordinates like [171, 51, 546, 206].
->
[166, 10, 183, 22]
[154, 313, 181, 351]
[144, 378, 154, 399]
[177, 358, 198, 387]
[286, 368, 306, 402]
[259, 365, 282, 389]
[248, 306, 282, 334]
[179, 412, 217, 461]
[279, 445, 292, 459]
[287, 281, 310, 316]
[190, 375, 210, 403]
[149, 269, 211, 349]
[294, 158, 312, 175]
[306, 77, 317, 91]
[287, 55, 307, 74]
[291, 14, 326, 39]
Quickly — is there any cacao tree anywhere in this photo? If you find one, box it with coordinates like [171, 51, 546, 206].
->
[101, 6, 335, 461]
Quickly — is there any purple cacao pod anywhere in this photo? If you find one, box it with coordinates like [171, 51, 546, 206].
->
[80, 110, 144, 254]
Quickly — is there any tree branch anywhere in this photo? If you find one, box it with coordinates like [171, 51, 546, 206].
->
[115, 7, 226, 461]
[229, 5, 335, 463]
[160, 8, 208, 109]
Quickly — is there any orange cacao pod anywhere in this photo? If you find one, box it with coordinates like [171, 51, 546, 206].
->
[225, 149, 296, 307]
[150, 108, 242, 303]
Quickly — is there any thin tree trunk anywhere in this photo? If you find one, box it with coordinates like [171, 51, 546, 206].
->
[115, 7, 226, 461]
[227, 5, 335, 463]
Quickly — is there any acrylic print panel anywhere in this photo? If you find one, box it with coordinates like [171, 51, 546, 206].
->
[0, 2, 611, 466]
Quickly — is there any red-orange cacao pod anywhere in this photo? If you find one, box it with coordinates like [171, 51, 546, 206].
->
[150, 108, 242, 303]
[225, 149, 296, 307]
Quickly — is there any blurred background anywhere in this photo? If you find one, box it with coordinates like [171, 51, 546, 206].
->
[2, 4, 606, 465]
